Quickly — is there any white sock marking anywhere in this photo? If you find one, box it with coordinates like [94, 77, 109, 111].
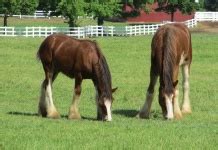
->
[165, 95, 174, 119]
[182, 65, 191, 112]
[139, 92, 154, 117]
[45, 79, 56, 113]
[104, 99, 112, 121]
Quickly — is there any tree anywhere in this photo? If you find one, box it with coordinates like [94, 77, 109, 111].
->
[156, 0, 199, 22]
[57, 0, 86, 27]
[132, 0, 154, 9]
[20, 0, 38, 15]
[0, 0, 20, 26]
[37, 0, 61, 12]
[205, 0, 218, 11]
[86, 1, 121, 25]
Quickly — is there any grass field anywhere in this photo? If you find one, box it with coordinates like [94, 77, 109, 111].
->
[0, 33, 218, 149]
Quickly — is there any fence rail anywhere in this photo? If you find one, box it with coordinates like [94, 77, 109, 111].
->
[0, 10, 53, 19]
[0, 19, 197, 38]
[195, 12, 218, 21]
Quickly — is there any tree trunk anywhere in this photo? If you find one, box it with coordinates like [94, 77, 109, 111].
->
[97, 17, 104, 26]
[4, 14, 8, 27]
[170, 11, 174, 22]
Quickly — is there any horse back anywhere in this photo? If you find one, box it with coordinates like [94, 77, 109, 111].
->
[37, 34, 100, 78]
[151, 23, 192, 74]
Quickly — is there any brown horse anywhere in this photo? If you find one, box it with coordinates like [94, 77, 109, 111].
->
[138, 23, 192, 119]
[37, 34, 116, 121]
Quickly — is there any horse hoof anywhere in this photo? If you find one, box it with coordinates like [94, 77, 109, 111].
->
[68, 113, 81, 120]
[47, 111, 61, 119]
[137, 112, 150, 119]
[182, 109, 192, 115]
[174, 113, 183, 120]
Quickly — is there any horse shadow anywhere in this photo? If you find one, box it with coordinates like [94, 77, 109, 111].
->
[7, 111, 97, 121]
[7, 111, 38, 117]
[113, 109, 139, 118]
[113, 109, 162, 119]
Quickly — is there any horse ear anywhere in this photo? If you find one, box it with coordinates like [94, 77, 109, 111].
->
[173, 80, 178, 87]
[112, 87, 118, 93]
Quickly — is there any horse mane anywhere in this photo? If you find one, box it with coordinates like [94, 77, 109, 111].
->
[94, 42, 112, 99]
[162, 27, 176, 95]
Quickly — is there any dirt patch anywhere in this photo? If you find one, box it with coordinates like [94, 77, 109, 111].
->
[190, 21, 218, 33]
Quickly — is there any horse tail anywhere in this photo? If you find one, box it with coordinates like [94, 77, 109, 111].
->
[162, 28, 176, 95]
[94, 41, 112, 99]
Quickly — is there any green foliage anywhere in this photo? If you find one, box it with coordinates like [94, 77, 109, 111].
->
[0, 0, 20, 15]
[0, 33, 218, 149]
[156, 0, 199, 21]
[0, 0, 21, 26]
[87, 2, 120, 18]
[86, 1, 121, 25]
[204, 0, 218, 11]
[132, 0, 154, 9]
[37, 0, 61, 12]
[198, 0, 205, 10]
[19, 0, 38, 15]
[57, 0, 86, 27]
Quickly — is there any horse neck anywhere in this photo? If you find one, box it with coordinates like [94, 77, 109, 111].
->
[95, 55, 112, 100]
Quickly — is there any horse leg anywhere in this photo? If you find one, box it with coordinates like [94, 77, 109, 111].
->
[68, 74, 82, 119]
[173, 87, 183, 119]
[95, 86, 102, 120]
[138, 66, 158, 119]
[171, 68, 182, 119]
[181, 64, 192, 114]
[38, 71, 60, 119]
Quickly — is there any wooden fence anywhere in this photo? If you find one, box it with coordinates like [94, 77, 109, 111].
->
[195, 12, 218, 21]
[0, 19, 197, 38]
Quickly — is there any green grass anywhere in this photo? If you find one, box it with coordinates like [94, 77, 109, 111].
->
[0, 33, 218, 149]
[0, 17, 128, 27]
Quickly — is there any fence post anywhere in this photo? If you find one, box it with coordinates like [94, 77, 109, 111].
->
[101, 26, 103, 37]
[33, 27, 35, 37]
[12, 27, 15, 37]
[91, 26, 93, 37]
[25, 27, 28, 37]
[78, 27, 80, 38]
[111, 26, 114, 37]
[4, 27, 6, 36]
[148, 25, 150, 35]
[125, 26, 128, 36]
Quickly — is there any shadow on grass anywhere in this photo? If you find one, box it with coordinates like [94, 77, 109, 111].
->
[7, 111, 97, 121]
[113, 109, 139, 118]
[113, 109, 163, 119]
[7, 111, 38, 117]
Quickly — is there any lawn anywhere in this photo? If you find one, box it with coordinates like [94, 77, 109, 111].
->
[0, 33, 218, 149]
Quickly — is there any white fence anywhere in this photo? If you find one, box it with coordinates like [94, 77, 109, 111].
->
[0, 19, 197, 38]
[0, 10, 93, 19]
[195, 12, 218, 21]
[0, 11, 52, 19]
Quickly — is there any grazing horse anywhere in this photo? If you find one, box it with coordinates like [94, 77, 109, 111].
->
[37, 34, 116, 121]
[138, 23, 192, 119]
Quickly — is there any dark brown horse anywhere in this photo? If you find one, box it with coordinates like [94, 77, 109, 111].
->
[138, 23, 192, 119]
[37, 34, 116, 121]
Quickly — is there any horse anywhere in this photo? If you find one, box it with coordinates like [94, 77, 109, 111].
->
[138, 23, 192, 120]
[37, 34, 117, 121]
